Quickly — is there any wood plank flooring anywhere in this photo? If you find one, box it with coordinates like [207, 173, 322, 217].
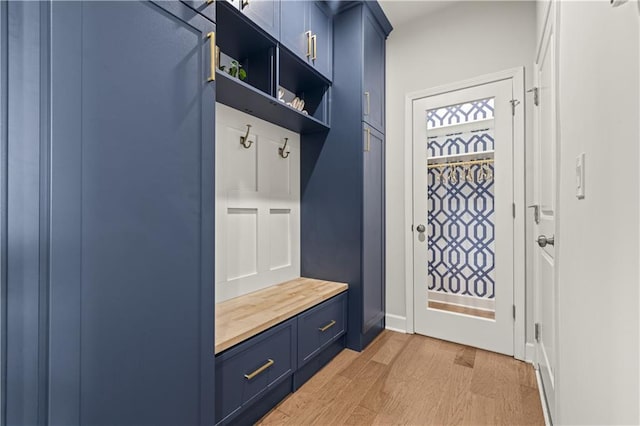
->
[258, 330, 545, 425]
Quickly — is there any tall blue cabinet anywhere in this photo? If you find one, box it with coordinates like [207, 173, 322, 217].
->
[301, 3, 392, 351]
[3, 1, 216, 424]
[2, 0, 391, 424]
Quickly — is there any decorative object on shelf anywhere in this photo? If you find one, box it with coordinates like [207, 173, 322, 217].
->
[278, 88, 285, 103]
[240, 124, 253, 149]
[429, 158, 494, 184]
[287, 97, 306, 112]
[278, 137, 290, 159]
[227, 60, 247, 81]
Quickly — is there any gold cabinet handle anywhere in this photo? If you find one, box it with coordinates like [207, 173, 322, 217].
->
[364, 128, 371, 152]
[244, 359, 274, 380]
[205, 0, 214, 4]
[306, 31, 312, 58]
[364, 91, 370, 116]
[207, 32, 216, 82]
[311, 34, 317, 60]
[318, 320, 336, 332]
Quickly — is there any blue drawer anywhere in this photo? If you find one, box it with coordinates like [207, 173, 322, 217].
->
[215, 319, 296, 425]
[297, 293, 347, 367]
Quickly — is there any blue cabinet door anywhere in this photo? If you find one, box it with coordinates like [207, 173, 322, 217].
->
[240, 0, 280, 40]
[309, 1, 332, 80]
[48, 2, 215, 425]
[362, 124, 385, 333]
[181, 0, 216, 22]
[363, 8, 385, 133]
[279, 0, 308, 60]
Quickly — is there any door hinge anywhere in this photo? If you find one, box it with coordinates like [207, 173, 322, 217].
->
[512, 203, 516, 218]
[527, 87, 539, 106]
[510, 99, 520, 116]
[411, 224, 414, 232]
[535, 323, 541, 342]
[512, 305, 516, 320]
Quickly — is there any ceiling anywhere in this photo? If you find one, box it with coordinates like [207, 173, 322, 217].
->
[379, 0, 460, 27]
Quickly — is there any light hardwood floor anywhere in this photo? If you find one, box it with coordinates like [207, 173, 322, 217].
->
[258, 330, 545, 425]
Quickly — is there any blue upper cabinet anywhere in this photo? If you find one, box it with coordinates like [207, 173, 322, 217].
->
[234, 0, 280, 40]
[47, 2, 215, 424]
[280, 0, 307, 61]
[309, 2, 332, 80]
[182, 0, 216, 22]
[363, 7, 385, 133]
[280, 1, 333, 81]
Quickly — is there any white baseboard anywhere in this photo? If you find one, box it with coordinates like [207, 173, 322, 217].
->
[535, 368, 551, 426]
[525, 342, 536, 363]
[385, 314, 407, 333]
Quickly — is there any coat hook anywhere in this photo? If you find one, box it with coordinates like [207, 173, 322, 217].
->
[278, 137, 290, 159]
[240, 124, 253, 149]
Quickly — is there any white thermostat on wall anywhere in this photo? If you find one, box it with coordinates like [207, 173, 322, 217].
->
[576, 153, 586, 200]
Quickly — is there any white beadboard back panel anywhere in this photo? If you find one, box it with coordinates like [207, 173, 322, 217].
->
[215, 104, 301, 302]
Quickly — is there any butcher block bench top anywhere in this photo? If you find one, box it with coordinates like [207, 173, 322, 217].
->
[215, 277, 348, 354]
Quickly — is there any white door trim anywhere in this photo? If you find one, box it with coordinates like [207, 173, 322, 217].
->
[403, 67, 527, 360]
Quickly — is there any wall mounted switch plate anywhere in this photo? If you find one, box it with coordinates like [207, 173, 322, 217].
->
[576, 153, 585, 199]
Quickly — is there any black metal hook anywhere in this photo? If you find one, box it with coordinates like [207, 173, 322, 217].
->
[240, 124, 253, 149]
[278, 137, 290, 159]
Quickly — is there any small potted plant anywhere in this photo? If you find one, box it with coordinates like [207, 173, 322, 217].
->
[228, 60, 247, 81]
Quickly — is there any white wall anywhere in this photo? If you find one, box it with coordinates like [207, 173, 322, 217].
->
[384, 1, 537, 338]
[555, 2, 639, 423]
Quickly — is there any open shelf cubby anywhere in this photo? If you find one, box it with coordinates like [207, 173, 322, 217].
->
[278, 46, 331, 125]
[216, 70, 330, 134]
[214, 0, 331, 134]
[216, 1, 276, 97]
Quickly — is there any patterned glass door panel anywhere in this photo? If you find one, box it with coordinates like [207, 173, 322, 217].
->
[426, 99, 496, 320]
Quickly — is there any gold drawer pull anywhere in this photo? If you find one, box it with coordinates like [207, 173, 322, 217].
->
[318, 320, 336, 332]
[244, 359, 274, 380]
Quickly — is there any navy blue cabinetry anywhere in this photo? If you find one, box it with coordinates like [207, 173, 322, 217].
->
[301, 2, 391, 352]
[182, 0, 216, 22]
[363, 125, 386, 333]
[220, 0, 279, 40]
[214, 292, 347, 425]
[279, 0, 307, 60]
[215, 319, 297, 425]
[363, 8, 386, 133]
[279, 1, 332, 80]
[297, 292, 347, 366]
[238, 0, 280, 40]
[45, 2, 216, 424]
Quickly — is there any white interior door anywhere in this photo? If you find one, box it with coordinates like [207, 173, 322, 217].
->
[534, 5, 558, 421]
[412, 79, 515, 355]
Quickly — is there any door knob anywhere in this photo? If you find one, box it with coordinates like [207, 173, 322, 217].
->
[416, 224, 426, 233]
[537, 235, 555, 247]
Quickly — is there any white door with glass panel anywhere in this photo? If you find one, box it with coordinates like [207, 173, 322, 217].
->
[413, 79, 515, 355]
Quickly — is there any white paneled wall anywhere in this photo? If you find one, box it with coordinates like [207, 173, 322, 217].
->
[215, 104, 300, 302]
